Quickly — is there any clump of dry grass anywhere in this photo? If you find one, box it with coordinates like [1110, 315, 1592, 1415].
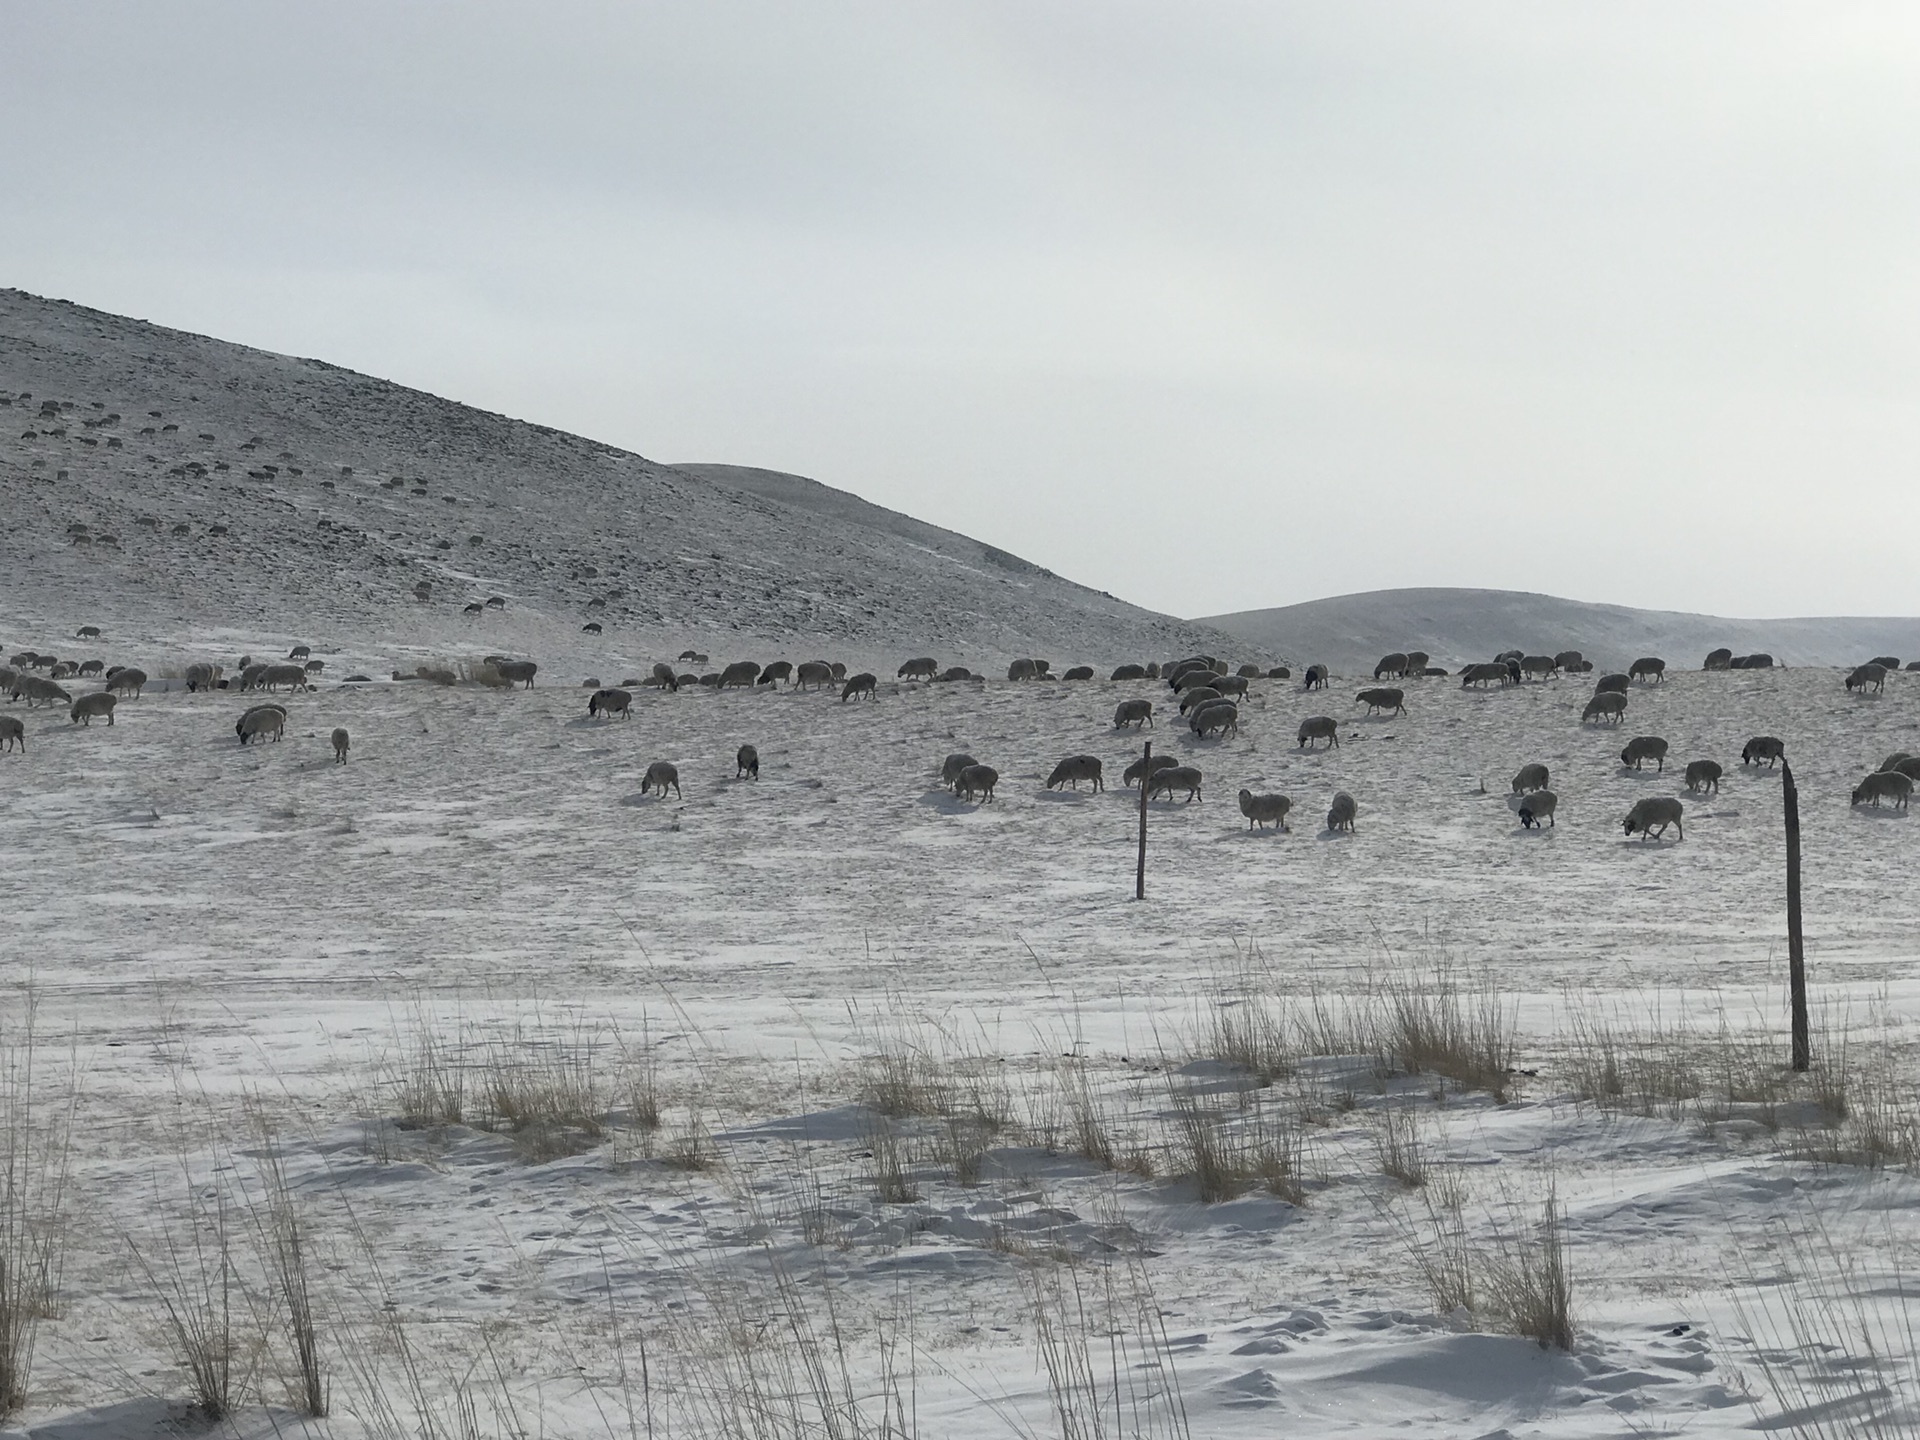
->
[1059, 1059, 1118, 1170]
[1373, 1101, 1428, 1189]
[1404, 1187, 1575, 1351]
[457, 659, 509, 688]
[865, 1114, 918, 1204]
[1380, 966, 1515, 1101]
[0, 1002, 74, 1416]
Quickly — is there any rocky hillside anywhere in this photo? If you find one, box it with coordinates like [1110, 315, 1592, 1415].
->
[0, 289, 1245, 670]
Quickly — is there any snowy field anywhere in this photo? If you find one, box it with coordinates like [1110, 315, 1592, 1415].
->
[3, 626, 1919, 1439]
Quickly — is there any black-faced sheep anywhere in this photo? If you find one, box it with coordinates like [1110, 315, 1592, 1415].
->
[1623, 796, 1684, 841]
[1303, 664, 1327, 690]
[1237, 790, 1291, 830]
[1518, 790, 1556, 828]
[759, 660, 794, 686]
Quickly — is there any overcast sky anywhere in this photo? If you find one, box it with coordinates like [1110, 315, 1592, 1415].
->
[6, 3, 1919, 619]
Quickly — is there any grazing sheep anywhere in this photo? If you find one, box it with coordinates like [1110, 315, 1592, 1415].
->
[0, 715, 21, 752]
[1742, 736, 1785, 767]
[840, 672, 878, 702]
[1166, 657, 1214, 686]
[486, 596, 506, 609]
[1520, 655, 1557, 680]
[582, 622, 603, 635]
[1297, 715, 1340, 749]
[1852, 770, 1913, 810]
[1062, 666, 1095, 681]
[13, 677, 70, 707]
[1374, 652, 1410, 680]
[76, 625, 101, 640]
[1267, 666, 1292, 680]
[1124, 753, 1181, 788]
[957, 764, 999, 803]
[1147, 765, 1203, 803]
[236, 706, 286, 744]
[1172, 668, 1224, 694]
[1553, 650, 1584, 672]
[1518, 790, 1557, 828]
[262, 663, 308, 692]
[68, 692, 116, 726]
[588, 688, 633, 719]
[1236, 663, 1262, 678]
[1704, 648, 1733, 670]
[1237, 790, 1291, 830]
[1594, 673, 1630, 696]
[897, 658, 938, 680]
[238, 663, 269, 691]
[1459, 662, 1508, 688]
[464, 602, 484, 617]
[1871, 655, 1901, 670]
[1355, 687, 1405, 716]
[77, 659, 102, 677]
[1304, 664, 1327, 690]
[304, 660, 324, 675]
[1732, 653, 1775, 669]
[676, 672, 701, 689]
[830, 663, 848, 680]
[793, 661, 833, 691]
[1146, 663, 1163, 678]
[1512, 763, 1550, 795]
[1420, 666, 1450, 677]
[1326, 791, 1357, 833]
[1191, 701, 1239, 739]
[1880, 752, 1912, 774]
[1629, 657, 1667, 683]
[105, 667, 147, 698]
[1620, 736, 1670, 771]
[1909, 662, 1920, 673]
[331, 727, 349, 763]
[1212, 674, 1250, 698]
[737, 744, 759, 779]
[1007, 659, 1040, 682]
[1846, 663, 1888, 694]
[1046, 755, 1104, 791]
[1685, 759, 1723, 793]
[1114, 698, 1154, 729]
[49, 661, 77, 680]
[1495, 649, 1525, 665]
[721, 661, 762, 688]
[1890, 757, 1920, 783]
[1404, 651, 1430, 671]
[935, 667, 974, 682]
[0, 667, 13, 693]
[289, 645, 311, 661]
[1582, 693, 1627, 725]
[698, 674, 723, 689]
[185, 662, 221, 692]
[1623, 796, 1684, 841]
[1178, 686, 1224, 715]
[941, 753, 979, 789]
[1111, 664, 1147, 681]
[495, 660, 538, 689]
[648, 662, 679, 691]
[641, 761, 682, 798]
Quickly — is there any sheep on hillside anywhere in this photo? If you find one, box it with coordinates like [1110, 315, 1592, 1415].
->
[1124, 754, 1180, 788]
[1190, 702, 1239, 739]
[1620, 736, 1669, 771]
[897, 658, 938, 680]
[1623, 796, 1684, 841]
[1355, 687, 1405, 716]
[1111, 664, 1147, 681]
[68, 692, 116, 726]
[1518, 790, 1557, 829]
[840, 672, 878, 702]
[1582, 693, 1627, 725]
[1852, 770, 1912, 811]
[737, 745, 759, 779]
[1629, 657, 1667, 683]
[941, 753, 979, 790]
[236, 706, 286, 745]
[1685, 760, 1723, 794]
[495, 660, 538, 689]
[641, 761, 682, 799]
[1297, 716, 1339, 749]
[1237, 790, 1291, 830]
[1147, 765, 1203, 803]
[1114, 698, 1154, 729]
[105, 667, 147, 697]
[1326, 791, 1357, 833]
[588, 688, 633, 719]
[957, 764, 999, 803]
[1046, 755, 1104, 792]
[1374, 653, 1410, 680]
[1846, 664, 1888, 694]
[1512, 764, 1550, 794]
[0, 715, 22, 753]
[1742, 736, 1785, 767]
[760, 660, 794, 687]
[1303, 665, 1327, 690]
[721, 661, 762, 688]
[331, 728, 350, 763]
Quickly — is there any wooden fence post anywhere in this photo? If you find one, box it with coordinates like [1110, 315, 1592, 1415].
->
[1782, 755, 1809, 1071]
[1135, 740, 1150, 900]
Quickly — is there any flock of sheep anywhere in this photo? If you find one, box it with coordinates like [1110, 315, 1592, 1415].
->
[5, 631, 1915, 839]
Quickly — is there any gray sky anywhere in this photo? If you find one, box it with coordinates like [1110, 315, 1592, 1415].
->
[6, 2, 1920, 620]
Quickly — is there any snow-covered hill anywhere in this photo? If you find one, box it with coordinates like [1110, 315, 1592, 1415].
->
[0, 289, 1245, 671]
[1201, 586, 1920, 674]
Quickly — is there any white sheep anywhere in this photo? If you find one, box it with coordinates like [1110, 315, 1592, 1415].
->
[1620, 736, 1669, 771]
[1684, 760, 1722, 794]
[1518, 790, 1557, 828]
[1114, 698, 1154, 729]
[1511, 763, 1550, 795]
[1046, 755, 1104, 792]
[68, 692, 116, 726]
[1237, 790, 1291, 830]
[1297, 716, 1339, 749]
[1147, 765, 1203, 803]
[1326, 791, 1357, 833]
[1852, 770, 1912, 810]
[1623, 796, 1684, 841]
[641, 761, 682, 798]
[957, 764, 999, 803]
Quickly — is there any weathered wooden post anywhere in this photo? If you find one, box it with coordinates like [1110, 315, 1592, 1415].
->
[1781, 755, 1809, 1071]
[1135, 740, 1150, 900]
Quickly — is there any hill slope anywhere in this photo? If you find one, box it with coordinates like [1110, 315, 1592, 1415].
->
[0, 289, 1241, 667]
[1201, 587, 1920, 673]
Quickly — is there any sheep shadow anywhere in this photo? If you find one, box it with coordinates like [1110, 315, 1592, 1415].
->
[1316, 828, 1353, 841]
[915, 790, 981, 814]
[1614, 765, 1668, 778]
[1032, 788, 1100, 803]
[1850, 806, 1910, 821]
[1220, 825, 1290, 840]
[619, 791, 678, 807]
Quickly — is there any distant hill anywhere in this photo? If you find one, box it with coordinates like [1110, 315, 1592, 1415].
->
[1199, 587, 1920, 674]
[0, 289, 1241, 667]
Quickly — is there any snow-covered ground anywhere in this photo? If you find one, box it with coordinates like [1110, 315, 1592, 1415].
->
[3, 625, 1917, 1437]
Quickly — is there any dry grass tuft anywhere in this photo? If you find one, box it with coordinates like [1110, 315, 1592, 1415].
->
[0, 1003, 74, 1416]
